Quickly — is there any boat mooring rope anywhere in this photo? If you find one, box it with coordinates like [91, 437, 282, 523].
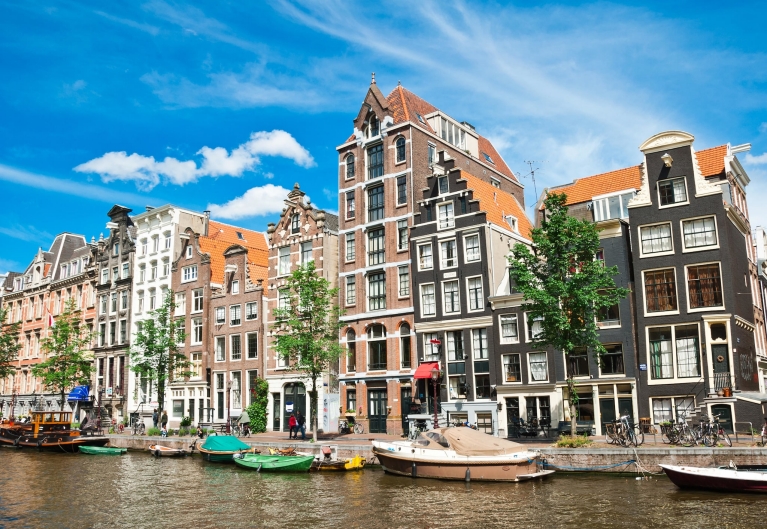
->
[540, 459, 637, 472]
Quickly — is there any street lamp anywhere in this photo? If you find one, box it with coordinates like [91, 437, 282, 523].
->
[431, 367, 440, 429]
[226, 378, 232, 434]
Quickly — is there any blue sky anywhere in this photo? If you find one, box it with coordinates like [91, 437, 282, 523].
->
[1, 1, 766, 274]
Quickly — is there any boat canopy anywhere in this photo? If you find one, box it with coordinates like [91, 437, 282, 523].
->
[437, 427, 527, 456]
[67, 385, 90, 402]
[201, 435, 251, 452]
[413, 362, 440, 379]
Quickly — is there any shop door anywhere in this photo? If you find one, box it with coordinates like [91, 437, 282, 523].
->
[282, 383, 306, 432]
[711, 404, 733, 434]
[400, 387, 412, 436]
[369, 389, 388, 433]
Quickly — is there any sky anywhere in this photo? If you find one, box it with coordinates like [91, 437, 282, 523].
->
[1, 1, 766, 274]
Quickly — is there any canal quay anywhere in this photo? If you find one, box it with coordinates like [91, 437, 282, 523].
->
[1, 445, 767, 529]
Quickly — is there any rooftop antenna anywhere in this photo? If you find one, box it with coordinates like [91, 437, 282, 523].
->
[515, 161, 543, 206]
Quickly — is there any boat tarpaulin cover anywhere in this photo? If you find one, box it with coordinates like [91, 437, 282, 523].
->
[413, 362, 440, 379]
[440, 427, 527, 456]
[67, 385, 90, 402]
[201, 435, 251, 452]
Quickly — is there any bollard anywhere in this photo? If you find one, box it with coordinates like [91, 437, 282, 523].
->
[465, 468, 471, 482]
[411, 461, 417, 477]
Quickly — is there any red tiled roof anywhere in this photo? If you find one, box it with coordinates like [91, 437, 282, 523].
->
[461, 171, 533, 239]
[201, 220, 268, 285]
[477, 135, 516, 181]
[550, 166, 643, 207]
[696, 145, 727, 178]
[386, 86, 438, 134]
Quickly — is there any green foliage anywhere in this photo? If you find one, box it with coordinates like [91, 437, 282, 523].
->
[178, 427, 190, 436]
[555, 434, 592, 448]
[509, 193, 628, 436]
[129, 290, 188, 415]
[180, 416, 192, 427]
[244, 377, 269, 434]
[271, 262, 344, 442]
[147, 427, 161, 436]
[71, 422, 80, 429]
[31, 299, 94, 410]
[0, 306, 21, 380]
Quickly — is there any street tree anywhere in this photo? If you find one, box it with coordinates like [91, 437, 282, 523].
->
[0, 306, 22, 383]
[129, 290, 188, 416]
[272, 261, 344, 442]
[32, 298, 95, 411]
[509, 192, 628, 437]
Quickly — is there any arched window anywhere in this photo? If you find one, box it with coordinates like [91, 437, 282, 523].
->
[346, 154, 355, 179]
[291, 213, 300, 234]
[368, 324, 387, 371]
[346, 329, 356, 372]
[395, 137, 406, 163]
[400, 323, 411, 368]
[369, 115, 380, 137]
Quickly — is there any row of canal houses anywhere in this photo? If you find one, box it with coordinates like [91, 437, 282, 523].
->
[2, 78, 766, 437]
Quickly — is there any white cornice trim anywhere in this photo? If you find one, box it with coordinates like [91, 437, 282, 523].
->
[414, 315, 493, 332]
[639, 131, 695, 154]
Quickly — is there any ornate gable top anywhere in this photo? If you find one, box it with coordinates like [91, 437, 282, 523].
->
[639, 130, 695, 154]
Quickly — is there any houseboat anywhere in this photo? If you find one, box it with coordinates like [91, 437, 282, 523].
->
[0, 411, 109, 452]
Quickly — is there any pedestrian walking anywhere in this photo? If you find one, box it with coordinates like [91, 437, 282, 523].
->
[288, 413, 297, 439]
[161, 410, 168, 430]
[152, 409, 158, 428]
[296, 411, 306, 440]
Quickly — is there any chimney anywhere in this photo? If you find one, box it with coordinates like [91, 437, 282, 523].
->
[203, 210, 210, 236]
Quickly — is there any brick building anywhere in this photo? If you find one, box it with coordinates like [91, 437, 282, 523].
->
[92, 205, 136, 422]
[336, 77, 524, 435]
[264, 184, 338, 433]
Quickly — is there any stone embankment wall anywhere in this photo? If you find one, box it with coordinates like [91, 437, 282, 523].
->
[106, 435, 767, 473]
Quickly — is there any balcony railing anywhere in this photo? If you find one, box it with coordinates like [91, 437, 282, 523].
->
[710, 372, 732, 394]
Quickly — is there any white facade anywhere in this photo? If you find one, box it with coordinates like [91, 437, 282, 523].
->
[127, 205, 206, 421]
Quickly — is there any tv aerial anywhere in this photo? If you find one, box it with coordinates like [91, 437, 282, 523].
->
[515, 161, 543, 206]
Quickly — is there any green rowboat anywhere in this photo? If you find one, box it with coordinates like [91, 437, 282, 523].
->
[233, 453, 314, 472]
[79, 446, 127, 455]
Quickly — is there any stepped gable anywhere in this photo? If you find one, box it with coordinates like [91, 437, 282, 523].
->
[201, 220, 268, 285]
[461, 170, 533, 239]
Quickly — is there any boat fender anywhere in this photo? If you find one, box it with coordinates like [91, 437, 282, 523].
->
[411, 461, 417, 478]
[465, 468, 471, 482]
[13, 437, 20, 447]
[155, 449, 161, 457]
[37, 439, 44, 450]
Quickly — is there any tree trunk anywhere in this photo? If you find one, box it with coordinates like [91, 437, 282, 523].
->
[570, 401, 577, 438]
[310, 376, 318, 443]
[60, 390, 65, 412]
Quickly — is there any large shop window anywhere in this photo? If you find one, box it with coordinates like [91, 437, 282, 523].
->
[687, 264, 723, 309]
[649, 325, 701, 380]
[644, 268, 677, 313]
[683, 217, 717, 249]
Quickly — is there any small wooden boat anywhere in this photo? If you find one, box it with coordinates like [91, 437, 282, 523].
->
[193, 435, 258, 463]
[148, 444, 187, 457]
[233, 453, 314, 472]
[0, 411, 109, 453]
[660, 464, 767, 493]
[372, 427, 554, 482]
[79, 446, 127, 455]
[311, 454, 366, 472]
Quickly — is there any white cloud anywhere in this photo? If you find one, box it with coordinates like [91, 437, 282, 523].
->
[744, 152, 767, 165]
[207, 184, 291, 220]
[0, 224, 53, 243]
[73, 130, 314, 190]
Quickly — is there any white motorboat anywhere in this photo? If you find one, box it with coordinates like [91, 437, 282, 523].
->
[660, 463, 767, 493]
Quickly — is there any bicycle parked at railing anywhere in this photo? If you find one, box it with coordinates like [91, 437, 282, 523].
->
[605, 415, 642, 447]
[131, 419, 146, 436]
[339, 419, 363, 435]
[661, 414, 697, 446]
[696, 414, 732, 447]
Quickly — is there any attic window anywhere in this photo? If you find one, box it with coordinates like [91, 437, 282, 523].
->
[490, 178, 500, 188]
[505, 215, 518, 233]
[236, 232, 244, 240]
[482, 152, 495, 165]
[416, 113, 425, 124]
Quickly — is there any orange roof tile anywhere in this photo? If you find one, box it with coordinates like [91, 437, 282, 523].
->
[200, 220, 268, 286]
[386, 86, 438, 134]
[548, 165, 643, 207]
[461, 171, 533, 239]
[696, 144, 727, 178]
[477, 135, 516, 181]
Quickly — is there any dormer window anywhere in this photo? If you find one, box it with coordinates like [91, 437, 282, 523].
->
[505, 215, 518, 233]
[236, 231, 244, 240]
[186, 245, 193, 259]
[482, 152, 494, 165]
[441, 117, 466, 149]
[291, 214, 300, 234]
[490, 178, 500, 188]
[416, 113, 425, 124]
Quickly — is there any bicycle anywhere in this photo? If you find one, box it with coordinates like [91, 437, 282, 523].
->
[710, 414, 732, 447]
[131, 420, 146, 436]
[338, 419, 364, 435]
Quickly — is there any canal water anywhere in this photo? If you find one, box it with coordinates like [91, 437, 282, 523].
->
[0, 449, 764, 528]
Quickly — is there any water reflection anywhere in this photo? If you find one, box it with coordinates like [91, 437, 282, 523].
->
[0, 450, 764, 528]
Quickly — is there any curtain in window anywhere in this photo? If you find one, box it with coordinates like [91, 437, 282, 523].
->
[683, 217, 716, 248]
[529, 353, 547, 381]
[650, 338, 673, 379]
[676, 335, 700, 377]
[645, 269, 677, 312]
[688, 265, 722, 308]
[652, 398, 672, 424]
[675, 398, 695, 422]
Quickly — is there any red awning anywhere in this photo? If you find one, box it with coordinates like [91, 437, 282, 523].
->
[413, 362, 440, 379]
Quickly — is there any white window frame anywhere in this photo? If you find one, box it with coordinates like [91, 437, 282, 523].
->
[181, 265, 197, 283]
[231, 280, 240, 295]
[417, 243, 433, 271]
[464, 233, 480, 263]
[191, 318, 203, 345]
[638, 221, 674, 258]
[680, 215, 719, 253]
[645, 323, 703, 385]
[215, 306, 225, 324]
[345, 232, 356, 262]
[300, 241, 314, 265]
[472, 328, 488, 359]
[186, 245, 193, 259]
[192, 288, 204, 313]
[278, 247, 291, 276]
[499, 314, 519, 344]
[420, 283, 436, 318]
[246, 331, 258, 359]
[423, 332, 439, 361]
[214, 336, 226, 362]
[437, 201, 455, 230]
[525, 313, 544, 342]
[398, 265, 409, 298]
[442, 280, 460, 314]
[684, 261, 725, 313]
[230, 334, 242, 361]
[245, 302, 258, 321]
[657, 176, 689, 209]
[502, 353, 523, 384]
[229, 304, 241, 326]
[440, 239, 457, 269]
[466, 276, 484, 312]
[641, 267, 680, 317]
[345, 276, 356, 306]
[591, 189, 635, 222]
[528, 352, 549, 383]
